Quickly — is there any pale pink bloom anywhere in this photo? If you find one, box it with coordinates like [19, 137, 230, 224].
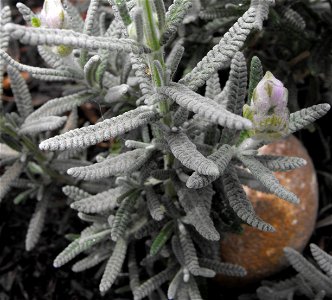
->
[243, 71, 290, 141]
[40, 0, 65, 29]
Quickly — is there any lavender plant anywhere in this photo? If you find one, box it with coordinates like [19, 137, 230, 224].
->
[0, 0, 330, 299]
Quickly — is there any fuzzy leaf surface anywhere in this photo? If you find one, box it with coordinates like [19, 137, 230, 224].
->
[159, 83, 252, 130]
[67, 149, 151, 180]
[39, 106, 156, 151]
[222, 164, 275, 232]
[99, 238, 127, 293]
[167, 131, 219, 176]
[177, 187, 220, 241]
[237, 155, 299, 204]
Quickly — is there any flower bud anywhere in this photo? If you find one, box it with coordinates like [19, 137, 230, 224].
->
[243, 71, 289, 141]
[40, 0, 73, 56]
[40, 0, 65, 29]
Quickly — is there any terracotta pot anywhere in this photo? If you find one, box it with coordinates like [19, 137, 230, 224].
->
[218, 135, 318, 286]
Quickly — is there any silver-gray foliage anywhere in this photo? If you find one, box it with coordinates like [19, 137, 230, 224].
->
[256, 244, 332, 299]
[0, 0, 330, 299]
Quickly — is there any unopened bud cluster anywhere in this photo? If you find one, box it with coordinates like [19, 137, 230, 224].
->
[243, 71, 289, 141]
[40, 0, 65, 29]
[38, 0, 72, 56]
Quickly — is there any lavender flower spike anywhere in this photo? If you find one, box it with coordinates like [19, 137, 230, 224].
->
[243, 71, 289, 141]
[39, 0, 73, 56]
[40, 0, 65, 29]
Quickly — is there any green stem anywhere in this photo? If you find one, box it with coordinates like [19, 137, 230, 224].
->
[141, 0, 160, 51]
[0, 118, 69, 183]
[139, 0, 175, 194]
[115, 0, 132, 26]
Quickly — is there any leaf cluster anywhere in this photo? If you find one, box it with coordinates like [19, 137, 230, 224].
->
[0, 0, 330, 299]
